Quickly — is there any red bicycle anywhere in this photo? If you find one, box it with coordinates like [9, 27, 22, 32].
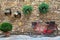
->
[33, 21, 58, 36]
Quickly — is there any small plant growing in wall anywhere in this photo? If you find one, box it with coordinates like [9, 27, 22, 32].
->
[22, 5, 33, 17]
[0, 22, 13, 37]
[38, 2, 49, 14]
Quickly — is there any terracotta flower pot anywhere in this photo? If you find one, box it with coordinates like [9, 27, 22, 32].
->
[4, 32, 10, 37]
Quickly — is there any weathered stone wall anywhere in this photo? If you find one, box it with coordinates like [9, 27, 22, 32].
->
[0, 0, 60, 34]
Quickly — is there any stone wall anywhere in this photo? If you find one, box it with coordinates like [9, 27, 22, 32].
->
[0, 0, 60, 34]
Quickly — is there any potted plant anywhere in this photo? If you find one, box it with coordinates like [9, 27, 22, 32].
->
[22, 5, 33, 17]
[0, 22, 13, 37]
[38, 2, 49, 14]
[4, 8, 12, 16]
[14, 11, 21, 18]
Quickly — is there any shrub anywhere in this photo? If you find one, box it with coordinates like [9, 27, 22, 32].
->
[0, 22, 13, 32]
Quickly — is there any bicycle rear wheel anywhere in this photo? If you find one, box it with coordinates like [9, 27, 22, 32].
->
[52, 27, 58, 36]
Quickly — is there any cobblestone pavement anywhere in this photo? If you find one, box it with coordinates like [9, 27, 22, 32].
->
[0, 35, 60, 40]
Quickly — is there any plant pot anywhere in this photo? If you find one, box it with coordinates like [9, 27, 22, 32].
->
[4, 8, 11, 16]
[4, 32, 10, 37]
[0, 22, 13, 37]
[14, 14, 21, 18]
[5, 12, 11, 16]
[14, 11, 21, 18]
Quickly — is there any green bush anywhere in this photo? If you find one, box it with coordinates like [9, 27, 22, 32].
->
[0, 22, 13, 32]
[22, 5, 33, 15]
[38, 2, 49, 14]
